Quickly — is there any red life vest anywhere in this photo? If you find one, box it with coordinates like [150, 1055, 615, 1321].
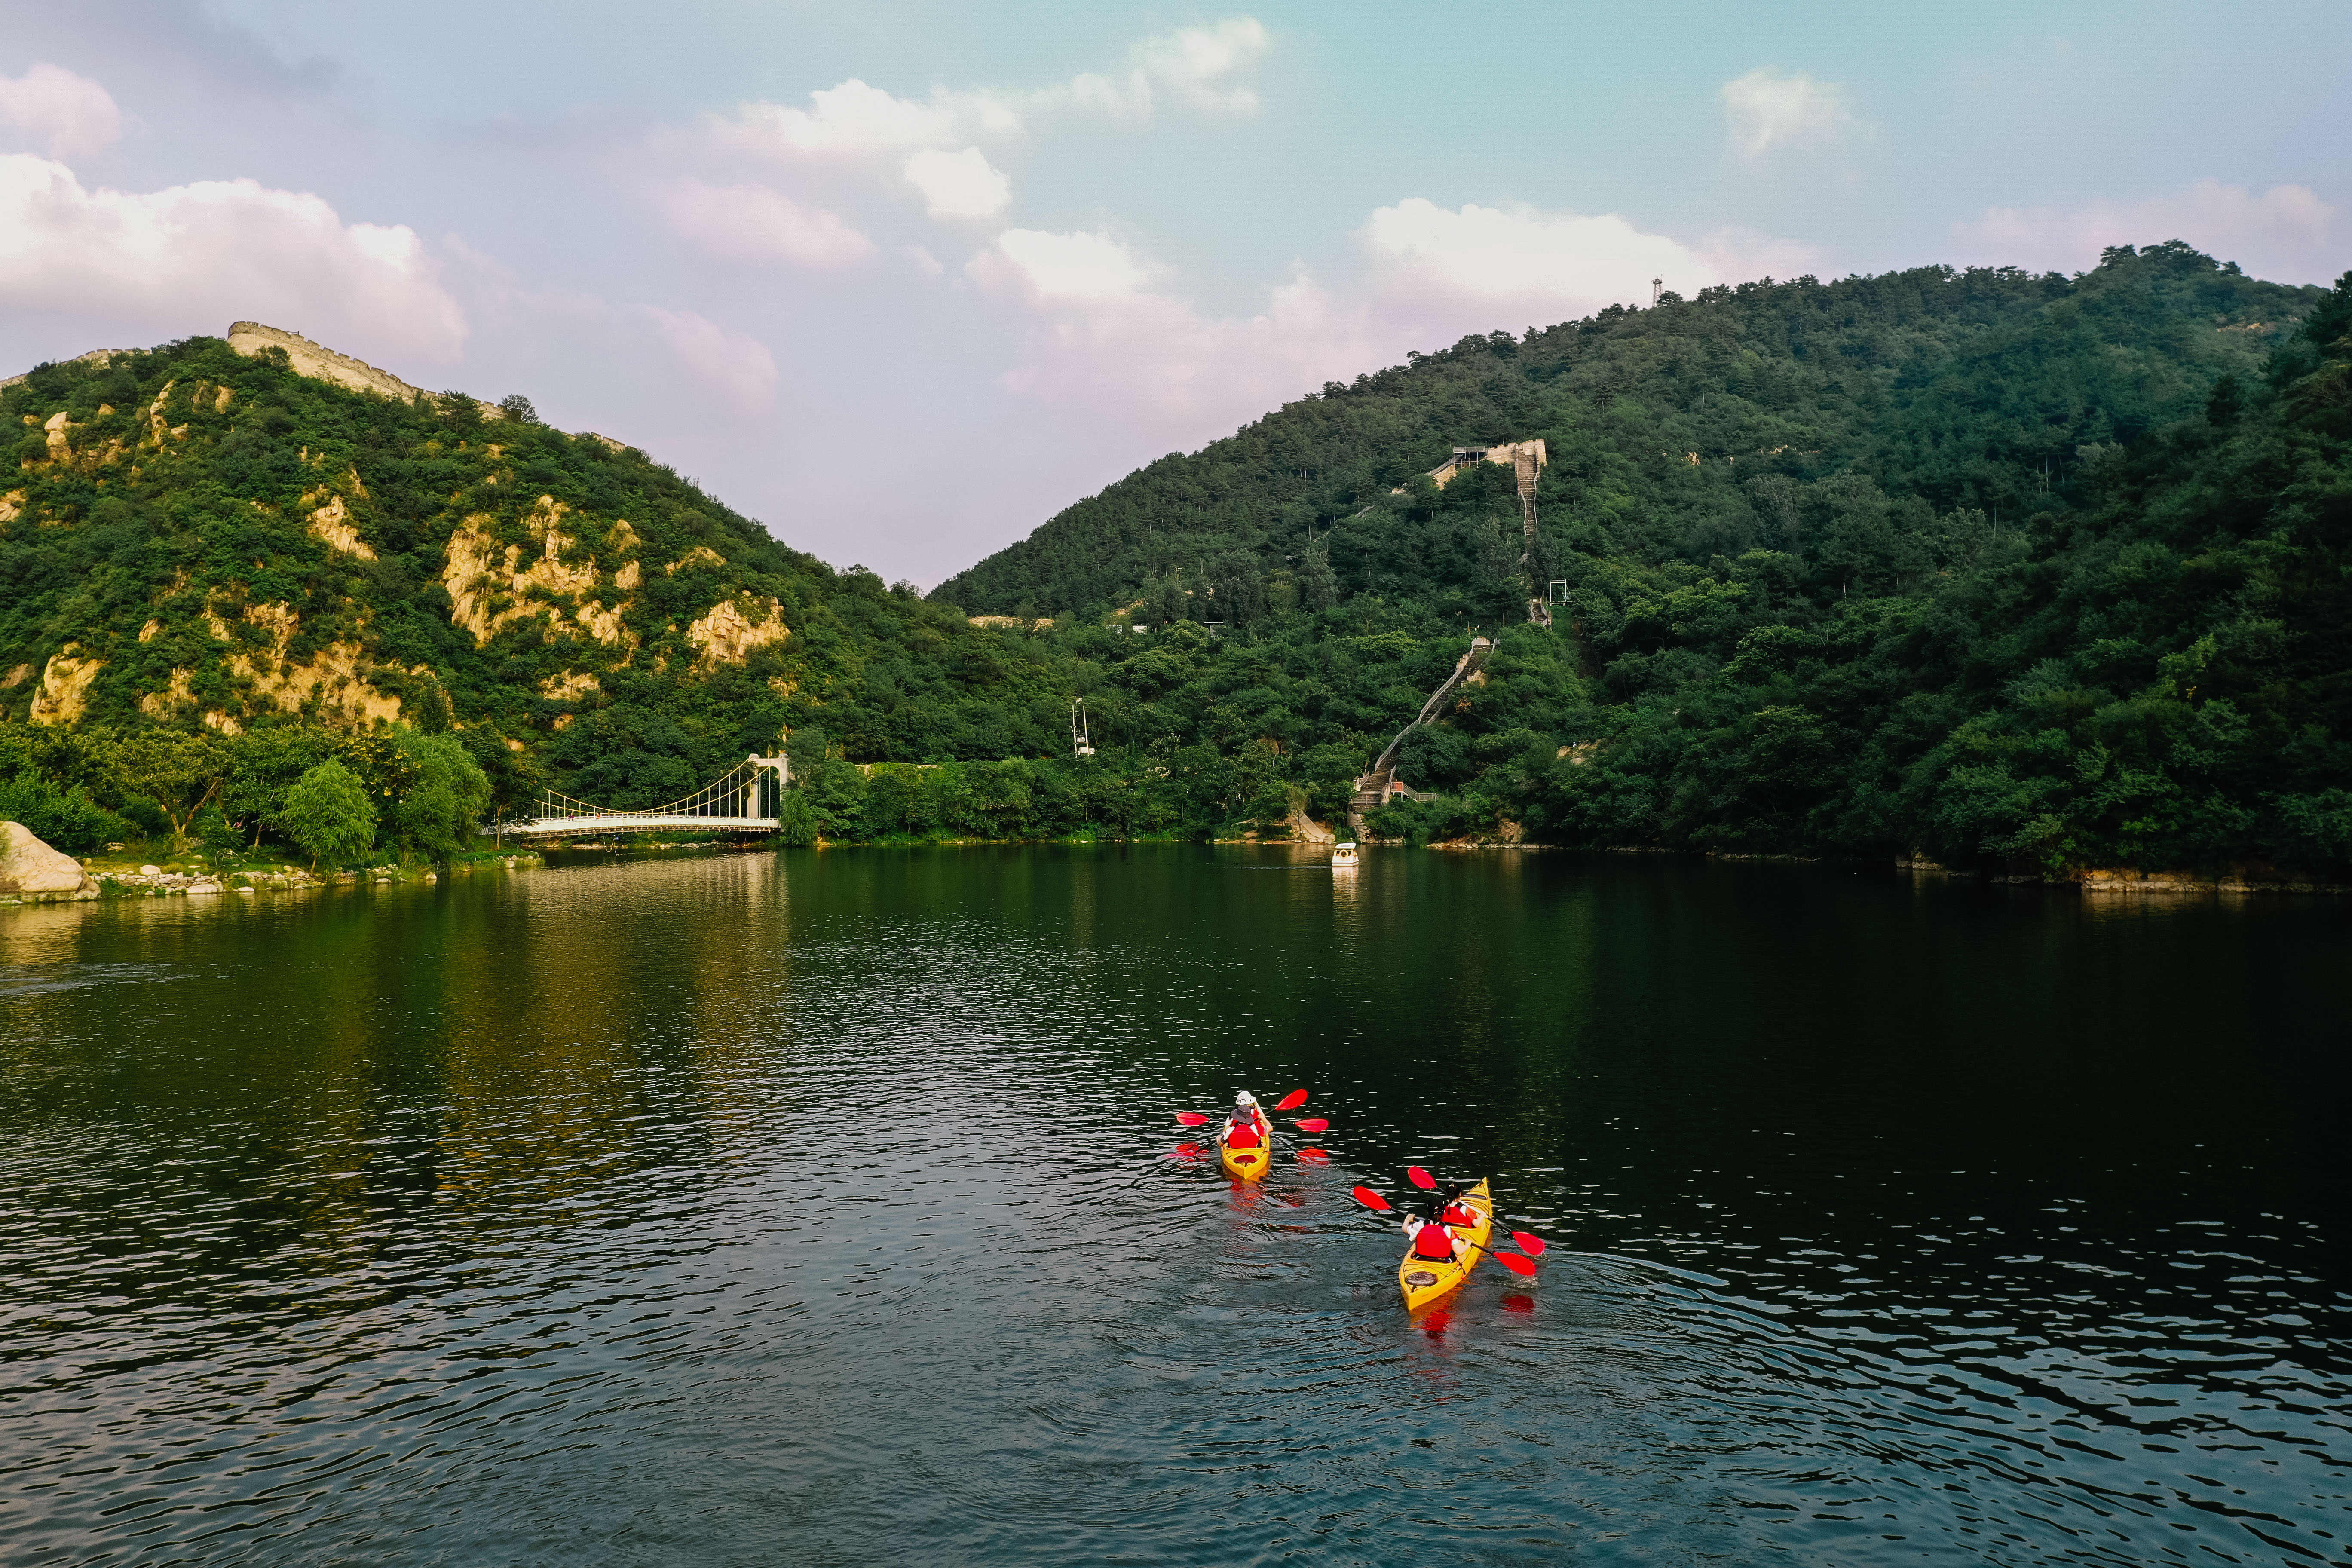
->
[1225, 1122, 1262, 1150]
[1441, 1204, 1476, 1226]
[1411, 1222, 1456, 1262]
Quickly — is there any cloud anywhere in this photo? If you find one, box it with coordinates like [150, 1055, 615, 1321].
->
[1721, 68, 1858, 158]
[657, 178, 875, 268]
[1363, 198, 1721, 314]
[637, 305, 777, 413]
[902, 147, 1011, 222]
[0, 63, 124, 161]
[1958, 179, 2339, 283]
[711, 19, 1268, 162]
[1122, 17, 1271, 115]
[0, 153, 464, 366]
[710, 77, 1008, 161]
[971, 228, 1156, 303]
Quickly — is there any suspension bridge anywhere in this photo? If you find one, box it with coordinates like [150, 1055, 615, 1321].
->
[482, 755, 790, 839]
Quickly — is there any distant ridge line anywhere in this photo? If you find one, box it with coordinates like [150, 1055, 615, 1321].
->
[3, 322, 636, 453]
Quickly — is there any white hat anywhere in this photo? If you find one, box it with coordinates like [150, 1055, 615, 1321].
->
[1235, 1090, 1257, 1106]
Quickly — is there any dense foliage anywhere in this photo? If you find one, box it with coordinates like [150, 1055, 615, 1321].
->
[2, 243, 2345, 878]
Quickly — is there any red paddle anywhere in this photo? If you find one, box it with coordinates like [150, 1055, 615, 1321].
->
[1276, 1089, 1310, 1111]
[1291, 1118, 1329, 1133]
[1175, 1112, 1212, 1126]
[1406, 1166, 1436, 1190]
[1351, 1187, 1545, 1271]
[1297, 1148, 1330, 1163]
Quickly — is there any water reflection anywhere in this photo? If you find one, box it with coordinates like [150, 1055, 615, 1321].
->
[0, 848, 2344, 1566]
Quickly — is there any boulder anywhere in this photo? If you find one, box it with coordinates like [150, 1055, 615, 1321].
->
[0, 822, 99, 901]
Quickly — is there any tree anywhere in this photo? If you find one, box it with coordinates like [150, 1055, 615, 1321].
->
[392, 731, 493, 860]
[281, 760, 377, 870]
[98, 729, 228, 852]
[218, 727, 335, 848]
[776, 784, 820, 846]
[497, 392, 540, 424]
[1299, 538, 1340, 612]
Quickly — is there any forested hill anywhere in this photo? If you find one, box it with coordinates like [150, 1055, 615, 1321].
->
[0, 332, 1082, 830]
[934, 243, 2318, 618]
[3, 244, 2347, 882]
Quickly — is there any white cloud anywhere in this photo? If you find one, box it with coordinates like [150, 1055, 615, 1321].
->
[970, 228, 1156, 303]
[902, 147, 1011, 222]
[638, 306, 777, 413]
[1126, 18, 1271, 115]
[0, 64, 123, 161]
[1721, 68, 1857, 158]
[710, 77, 1010, 161]
[0, 153, 463, 365]
[1958, 179, 2339, 283]
[710, 19, 1268, 163]
[657, 178, 875, 269]
[1363, 198, 1720, 312]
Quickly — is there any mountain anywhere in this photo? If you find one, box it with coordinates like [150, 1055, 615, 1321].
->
[4, 241, 2348, 882]
[935, 244, 2319, 618]
[0, 325, 1092, 825]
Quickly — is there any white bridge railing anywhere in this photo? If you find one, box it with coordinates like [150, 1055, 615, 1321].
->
[483, 755, 789, 838]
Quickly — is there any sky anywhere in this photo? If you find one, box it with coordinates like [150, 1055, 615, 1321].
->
[1, 1, 2346, 588]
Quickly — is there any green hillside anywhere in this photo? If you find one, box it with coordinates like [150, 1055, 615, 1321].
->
[3, 241, 2347, 881]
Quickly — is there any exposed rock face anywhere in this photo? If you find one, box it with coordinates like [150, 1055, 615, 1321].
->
[0, 822, 98, 901]
[688, 595, 790, 668]
[30, 646, 101, 724]
[442, 497, 635, 649]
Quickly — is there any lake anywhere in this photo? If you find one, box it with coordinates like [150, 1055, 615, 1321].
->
[3, 846, 2346, 1565]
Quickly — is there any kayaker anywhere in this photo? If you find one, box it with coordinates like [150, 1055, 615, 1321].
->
[1403, 1213, 1458, 1262]
[1222, 1091, 1271, 1150]
[1434, 1181, 1477, 1228]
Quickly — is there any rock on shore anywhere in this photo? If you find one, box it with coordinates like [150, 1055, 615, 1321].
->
[0, 822, 99, 901]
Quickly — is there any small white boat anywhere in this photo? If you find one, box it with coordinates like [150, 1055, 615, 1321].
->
[1332, 841, 1360, 867]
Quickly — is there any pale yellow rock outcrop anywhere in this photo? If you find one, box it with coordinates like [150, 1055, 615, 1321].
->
[216, 602, 404, 727]
[139, 667, 196, 719]
[30, 646, 101, 723]
[688, 595, 790, 668]
[0, 822, 98, 901]
[0, 490, 22, 524]
[539, 670, 601, 702]
[667, 545, 725, 575]
[441, 497, 636, 649]
[306, 493, 376, 559]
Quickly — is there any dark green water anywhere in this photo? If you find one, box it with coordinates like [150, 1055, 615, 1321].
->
[3, 847, 2346, 1565]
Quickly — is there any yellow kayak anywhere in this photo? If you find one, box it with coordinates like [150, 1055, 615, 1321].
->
[1219, 1121, 1271, 1182]
[1397, 1178, 1494, 1310]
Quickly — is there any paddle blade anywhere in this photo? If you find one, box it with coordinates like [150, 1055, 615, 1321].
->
[1175, 1111, 1212, 1126]
[1495, 1250, 1538, 1277]
[1406, 1165, 1437, 1191]
[1292, 1118, 1329, 1133]
[1297, 1148, 1330, 1163]
[1172, 1143, 1203, 1160]
[1275, 1089, 1309, 1111]
[1350, 1185, 1393, 1212]
[1510, 1231, 1547, 1257]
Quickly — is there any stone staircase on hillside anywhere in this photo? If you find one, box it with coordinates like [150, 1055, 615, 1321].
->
[1346, 636, 1494, 838]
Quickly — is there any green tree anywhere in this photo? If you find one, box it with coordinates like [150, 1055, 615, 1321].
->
[776, 784, 820, 846]
[219, 726, 335, 848]
[391, 730, 493, 860]
[98, 729, 228, 851]
[281, 759, 377, 870]
[1298, 538, 1340, 612]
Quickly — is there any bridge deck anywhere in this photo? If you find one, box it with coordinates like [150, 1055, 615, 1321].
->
[485, 814, 778, 836]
